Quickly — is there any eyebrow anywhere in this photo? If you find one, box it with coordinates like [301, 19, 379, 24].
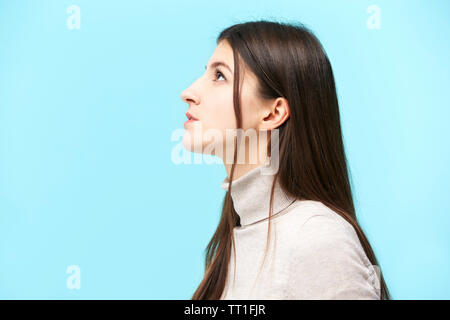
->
[204, 61, 233, 74]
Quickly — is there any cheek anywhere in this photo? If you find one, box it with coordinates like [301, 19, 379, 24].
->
[203, 95, 235, 130]
[240, 96, 260, 131]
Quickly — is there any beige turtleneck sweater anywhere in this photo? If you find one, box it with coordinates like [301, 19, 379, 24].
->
[219, 164, 381, 300]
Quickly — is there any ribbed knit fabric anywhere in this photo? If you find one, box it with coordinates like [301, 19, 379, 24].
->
[219, 164, 381, 300]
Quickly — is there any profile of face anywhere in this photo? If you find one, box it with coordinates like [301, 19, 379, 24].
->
[180, 40, 289, 165]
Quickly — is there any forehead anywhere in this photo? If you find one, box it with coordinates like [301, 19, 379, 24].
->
[210, 40, 233, 59]
[208, 40, 234, 69]
[209, 40, 258, 87]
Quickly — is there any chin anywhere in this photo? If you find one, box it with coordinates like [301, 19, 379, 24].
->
[182, 131, 205, 154]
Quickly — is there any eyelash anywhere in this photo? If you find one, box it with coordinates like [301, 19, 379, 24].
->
[213, 68, 226, 82]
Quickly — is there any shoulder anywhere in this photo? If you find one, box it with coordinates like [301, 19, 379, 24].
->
[279, 200, 360, 247]
[285, 200, 369, 266]
[282, 200, 362, 246]
[278, 200, 381, 299]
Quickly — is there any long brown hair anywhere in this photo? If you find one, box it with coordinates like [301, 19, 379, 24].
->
[191, 20, 390, 300]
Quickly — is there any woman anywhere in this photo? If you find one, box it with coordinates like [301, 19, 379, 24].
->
[181, 20, 390, 300]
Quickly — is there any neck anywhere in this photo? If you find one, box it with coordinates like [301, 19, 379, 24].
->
[224, 162, 266, 181]
[221, 163, 297, 227]
[222, 134, 271, 181]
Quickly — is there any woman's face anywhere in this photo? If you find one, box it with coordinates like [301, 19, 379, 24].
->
[180, 40, 267, 162]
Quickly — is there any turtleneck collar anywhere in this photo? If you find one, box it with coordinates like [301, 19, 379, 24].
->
[221, 164, 297, 227]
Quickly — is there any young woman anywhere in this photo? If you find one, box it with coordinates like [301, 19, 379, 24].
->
[181, 20, 390, 300]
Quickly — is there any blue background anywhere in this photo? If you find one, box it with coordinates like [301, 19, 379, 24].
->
[0, 0, 449, 299]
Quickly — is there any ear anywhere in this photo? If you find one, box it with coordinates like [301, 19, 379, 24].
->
[258, 97, 290, 131]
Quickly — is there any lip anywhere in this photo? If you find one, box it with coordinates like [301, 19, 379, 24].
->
[185, 111, 199, 121]
[184, 118, 198, 129]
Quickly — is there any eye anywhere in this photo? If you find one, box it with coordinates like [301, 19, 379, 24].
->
[213, 68, 226, 82]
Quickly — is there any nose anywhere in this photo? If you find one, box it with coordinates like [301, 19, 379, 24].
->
[181, 88, 200, 106]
